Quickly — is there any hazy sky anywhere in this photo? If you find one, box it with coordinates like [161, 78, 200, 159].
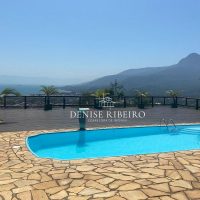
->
[0, 0, 200, 84]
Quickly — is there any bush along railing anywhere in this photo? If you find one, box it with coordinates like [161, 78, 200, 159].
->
[0, 95, 200, 110]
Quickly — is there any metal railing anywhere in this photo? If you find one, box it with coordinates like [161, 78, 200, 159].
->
[0, 95, 200, 110]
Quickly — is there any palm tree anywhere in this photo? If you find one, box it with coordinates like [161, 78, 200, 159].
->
[92, 89, 110, 98]
[91, 89, 110, 109]
[40, 86, 59, 110]
[1, 88, 21, 96]
[166, 90, 179, 108]
[40, 86, 59, 96]
[135, 90, 149, 108]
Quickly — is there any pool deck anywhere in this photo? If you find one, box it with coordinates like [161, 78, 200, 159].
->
[0, 128, 200, 200]
[0, 107, 200, 199]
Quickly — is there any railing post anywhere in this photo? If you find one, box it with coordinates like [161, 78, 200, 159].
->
[24, 96, 27, 109]
[3, 96, 6, 108]
[151, 96, 154, 107]
[123, 97, 127, 108]
[196, 99, 199, 110]
[185, 98, 188, 106]
[63, 97, 66, 109]
[79, 96, 82, 107]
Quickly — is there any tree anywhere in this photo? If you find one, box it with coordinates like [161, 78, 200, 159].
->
[166, 90, 179, 108]
[40, 86, 59, 96]
[135, 90, 150, 108]
[135, 90, 149, 98]
[1, 88, 21, 96]
[109, 79, 124, 97]
[91, 89, 110, 98]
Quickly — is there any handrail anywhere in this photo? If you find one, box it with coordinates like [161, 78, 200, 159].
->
[168, 119, 176, 129]
[160, 118, 168, 128]
[160, 118, 177, 131]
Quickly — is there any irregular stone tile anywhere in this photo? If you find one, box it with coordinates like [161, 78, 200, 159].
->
[11, 173, 28, 179]
[177, 157, 190, 165]
[118, 182, 141, 190]
[45, 186, 67, 195]
[149, 183, 170, 193]
[120, 190, 147, 200]
[166, 170, 181, 180]
[93, 191, 116, 198]
[48, 169, 65, 175]
[76, 165, 96, 172]
[51, 173, 68, 180]
[0, 179, 18, 185]
[28, 173, 41, 180]
[171, 192, 188, 200]
[32, 190, 48, 200]
[67, 187, 85, 193]
[150, 178, 170, 183]
[170, 186, 186, 193]
[109, 180, 130, 189]
[104, 173, 135, 181]
[40, 172, 52, 182]
[58, 179, 72, 186]
[33, 181, 58, 190]
[0, 184, 15, 192]
[79, 188, 103, 196]
[160, 197, 175, 200]
[85, 180, 109, 191]
[23, 166, 46, 173]
[192, 181, 200, 189]
[69, 172, 84, 179]
[17, 191, 32, 200]
[70, 179, 86, 187]
[13, 186, 33, 194]
[170, 180, 193, 189]
[178, 170, 197, 181]
[134, 179, 152, 186]
[107, 196, 126, 200]
[158, 165, 175, 170]
[125, 172, 155, 179]
[169, 160, 184, 170]
[140, 168, 165, 176]
[14, 180, 39, 187]
[0, 191, 12, 200]
[185, 190, 200, 199]
[50, 190, 68, 199]
[184, 165, 200, 173]
[105, 167, 133, 173]
[142, 189, 168, 197]
[68, 196, 90, 200]
[83, 175, 103, 180]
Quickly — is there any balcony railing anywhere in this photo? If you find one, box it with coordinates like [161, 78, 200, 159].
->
[0, 95, 200, 110]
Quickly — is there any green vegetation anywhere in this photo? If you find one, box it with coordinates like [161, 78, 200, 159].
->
[109, 80, 124, 97]
[40, 86, 59, 96]
[91, 89, 110, 98]
[0, 88, 21, 96]
[135, 90, 150, 109]
[166, 90, 179, 108]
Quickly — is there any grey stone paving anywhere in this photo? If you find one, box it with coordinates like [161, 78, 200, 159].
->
[0, 106, 200, 132]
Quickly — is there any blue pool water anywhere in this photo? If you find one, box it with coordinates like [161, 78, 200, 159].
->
[26, 125, 200, 160]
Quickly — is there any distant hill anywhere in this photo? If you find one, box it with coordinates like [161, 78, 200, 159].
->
[62, 53, 200, 97]
[0, 85, 41, 95]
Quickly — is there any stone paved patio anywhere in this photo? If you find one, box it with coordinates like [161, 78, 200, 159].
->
[1, 128, 200, 200]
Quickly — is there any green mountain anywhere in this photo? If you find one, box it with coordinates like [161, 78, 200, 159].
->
[62, 53, 200, 97]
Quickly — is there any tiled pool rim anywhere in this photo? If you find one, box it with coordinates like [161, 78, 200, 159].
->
[1, 125, 200, 199]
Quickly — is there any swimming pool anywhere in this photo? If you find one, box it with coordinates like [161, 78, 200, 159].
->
[26, 124, 200, 160]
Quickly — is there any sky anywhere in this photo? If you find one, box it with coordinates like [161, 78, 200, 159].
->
[0, 0, 200, 85]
